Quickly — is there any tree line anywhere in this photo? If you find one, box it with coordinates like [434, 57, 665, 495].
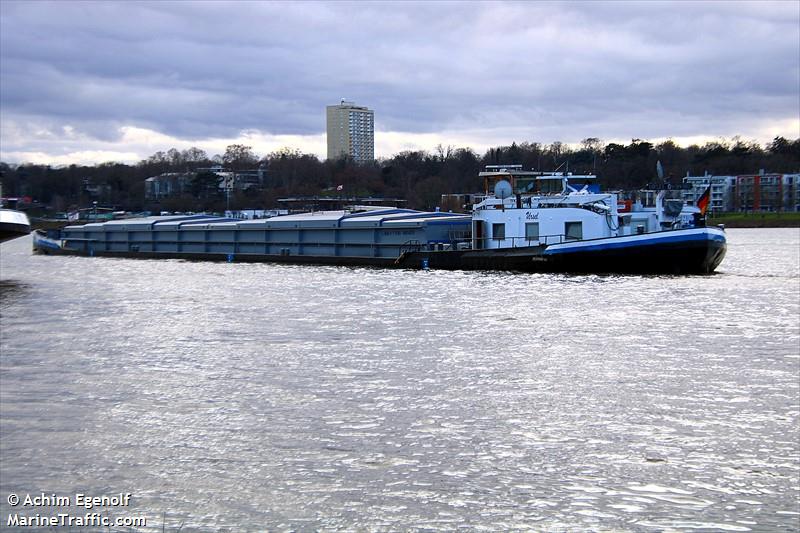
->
[1, 136, 798, 214]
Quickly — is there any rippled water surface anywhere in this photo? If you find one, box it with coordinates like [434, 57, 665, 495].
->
[1, 229, 799, 532]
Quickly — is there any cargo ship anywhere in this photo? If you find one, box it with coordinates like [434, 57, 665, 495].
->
[33, 167, 727, 274]
[0, 208, 31, 243]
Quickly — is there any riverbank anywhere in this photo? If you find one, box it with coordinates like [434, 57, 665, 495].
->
[708, 212, 800, 228]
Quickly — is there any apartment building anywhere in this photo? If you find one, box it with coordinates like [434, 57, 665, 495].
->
[326, 100, 374, 164]
[734, 173, 799, 212]
[683, 172, 800, 212]
[682, 174, 737, 213]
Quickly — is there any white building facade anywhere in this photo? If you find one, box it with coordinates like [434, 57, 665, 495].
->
[682, 174, 737, 214]
[683, 172, 800, 213]
[326, 100, 374, 164]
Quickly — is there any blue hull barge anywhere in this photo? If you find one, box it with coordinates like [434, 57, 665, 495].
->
[33, 208, 471, 267]
[32, 167, 727, 274]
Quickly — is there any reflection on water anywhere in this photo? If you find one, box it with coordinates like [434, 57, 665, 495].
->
[1, 230, 798, 532]
[0, 280, 30, 309]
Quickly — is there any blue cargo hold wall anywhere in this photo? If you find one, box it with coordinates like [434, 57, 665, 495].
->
[60, 209, 471, 259]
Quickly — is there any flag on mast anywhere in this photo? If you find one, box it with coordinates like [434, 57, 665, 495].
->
[696, 186, 711, 215]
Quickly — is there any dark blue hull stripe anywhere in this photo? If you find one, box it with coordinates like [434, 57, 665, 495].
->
[543, 231, 726, 256]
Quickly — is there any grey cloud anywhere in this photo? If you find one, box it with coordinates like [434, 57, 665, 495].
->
[1, 0, 798, 159]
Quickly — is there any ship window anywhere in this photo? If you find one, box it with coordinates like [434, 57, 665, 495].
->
[492, 223, 505, 240]
[525, 222, 539, 241]
[565, 221, 582, 240]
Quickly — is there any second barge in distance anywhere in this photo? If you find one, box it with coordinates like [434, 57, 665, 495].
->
[33, 166, 727, 274]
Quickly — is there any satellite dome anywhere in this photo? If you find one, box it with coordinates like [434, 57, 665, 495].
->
[494, 180, 513, 199]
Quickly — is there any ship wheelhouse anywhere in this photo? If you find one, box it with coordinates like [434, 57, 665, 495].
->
[471, 165, 703, 251]
[471, 166, 605, 250]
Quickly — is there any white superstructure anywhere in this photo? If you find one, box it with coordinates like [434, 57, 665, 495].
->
[470, 167, 700, 250]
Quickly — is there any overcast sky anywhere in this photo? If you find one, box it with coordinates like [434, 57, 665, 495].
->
[1, 0, 798, 165]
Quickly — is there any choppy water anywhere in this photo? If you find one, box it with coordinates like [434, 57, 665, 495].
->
[1, 228, 799, 532]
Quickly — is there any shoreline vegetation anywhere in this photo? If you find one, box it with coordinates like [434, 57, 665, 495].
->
[708, 212, 800, 228]
[1, 137, 798, 214]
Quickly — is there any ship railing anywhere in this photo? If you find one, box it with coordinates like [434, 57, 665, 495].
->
[399, 240, 423, 254]
[60, 236, 468, 257]
[470, 233, 572, 249]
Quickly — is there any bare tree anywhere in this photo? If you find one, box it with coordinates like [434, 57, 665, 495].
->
[222, 144, 258, 169]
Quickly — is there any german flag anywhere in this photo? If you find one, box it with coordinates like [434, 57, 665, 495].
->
[697, 186, 711, 215]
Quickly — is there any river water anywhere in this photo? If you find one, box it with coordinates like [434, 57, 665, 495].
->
[1, 228, 798, 532]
